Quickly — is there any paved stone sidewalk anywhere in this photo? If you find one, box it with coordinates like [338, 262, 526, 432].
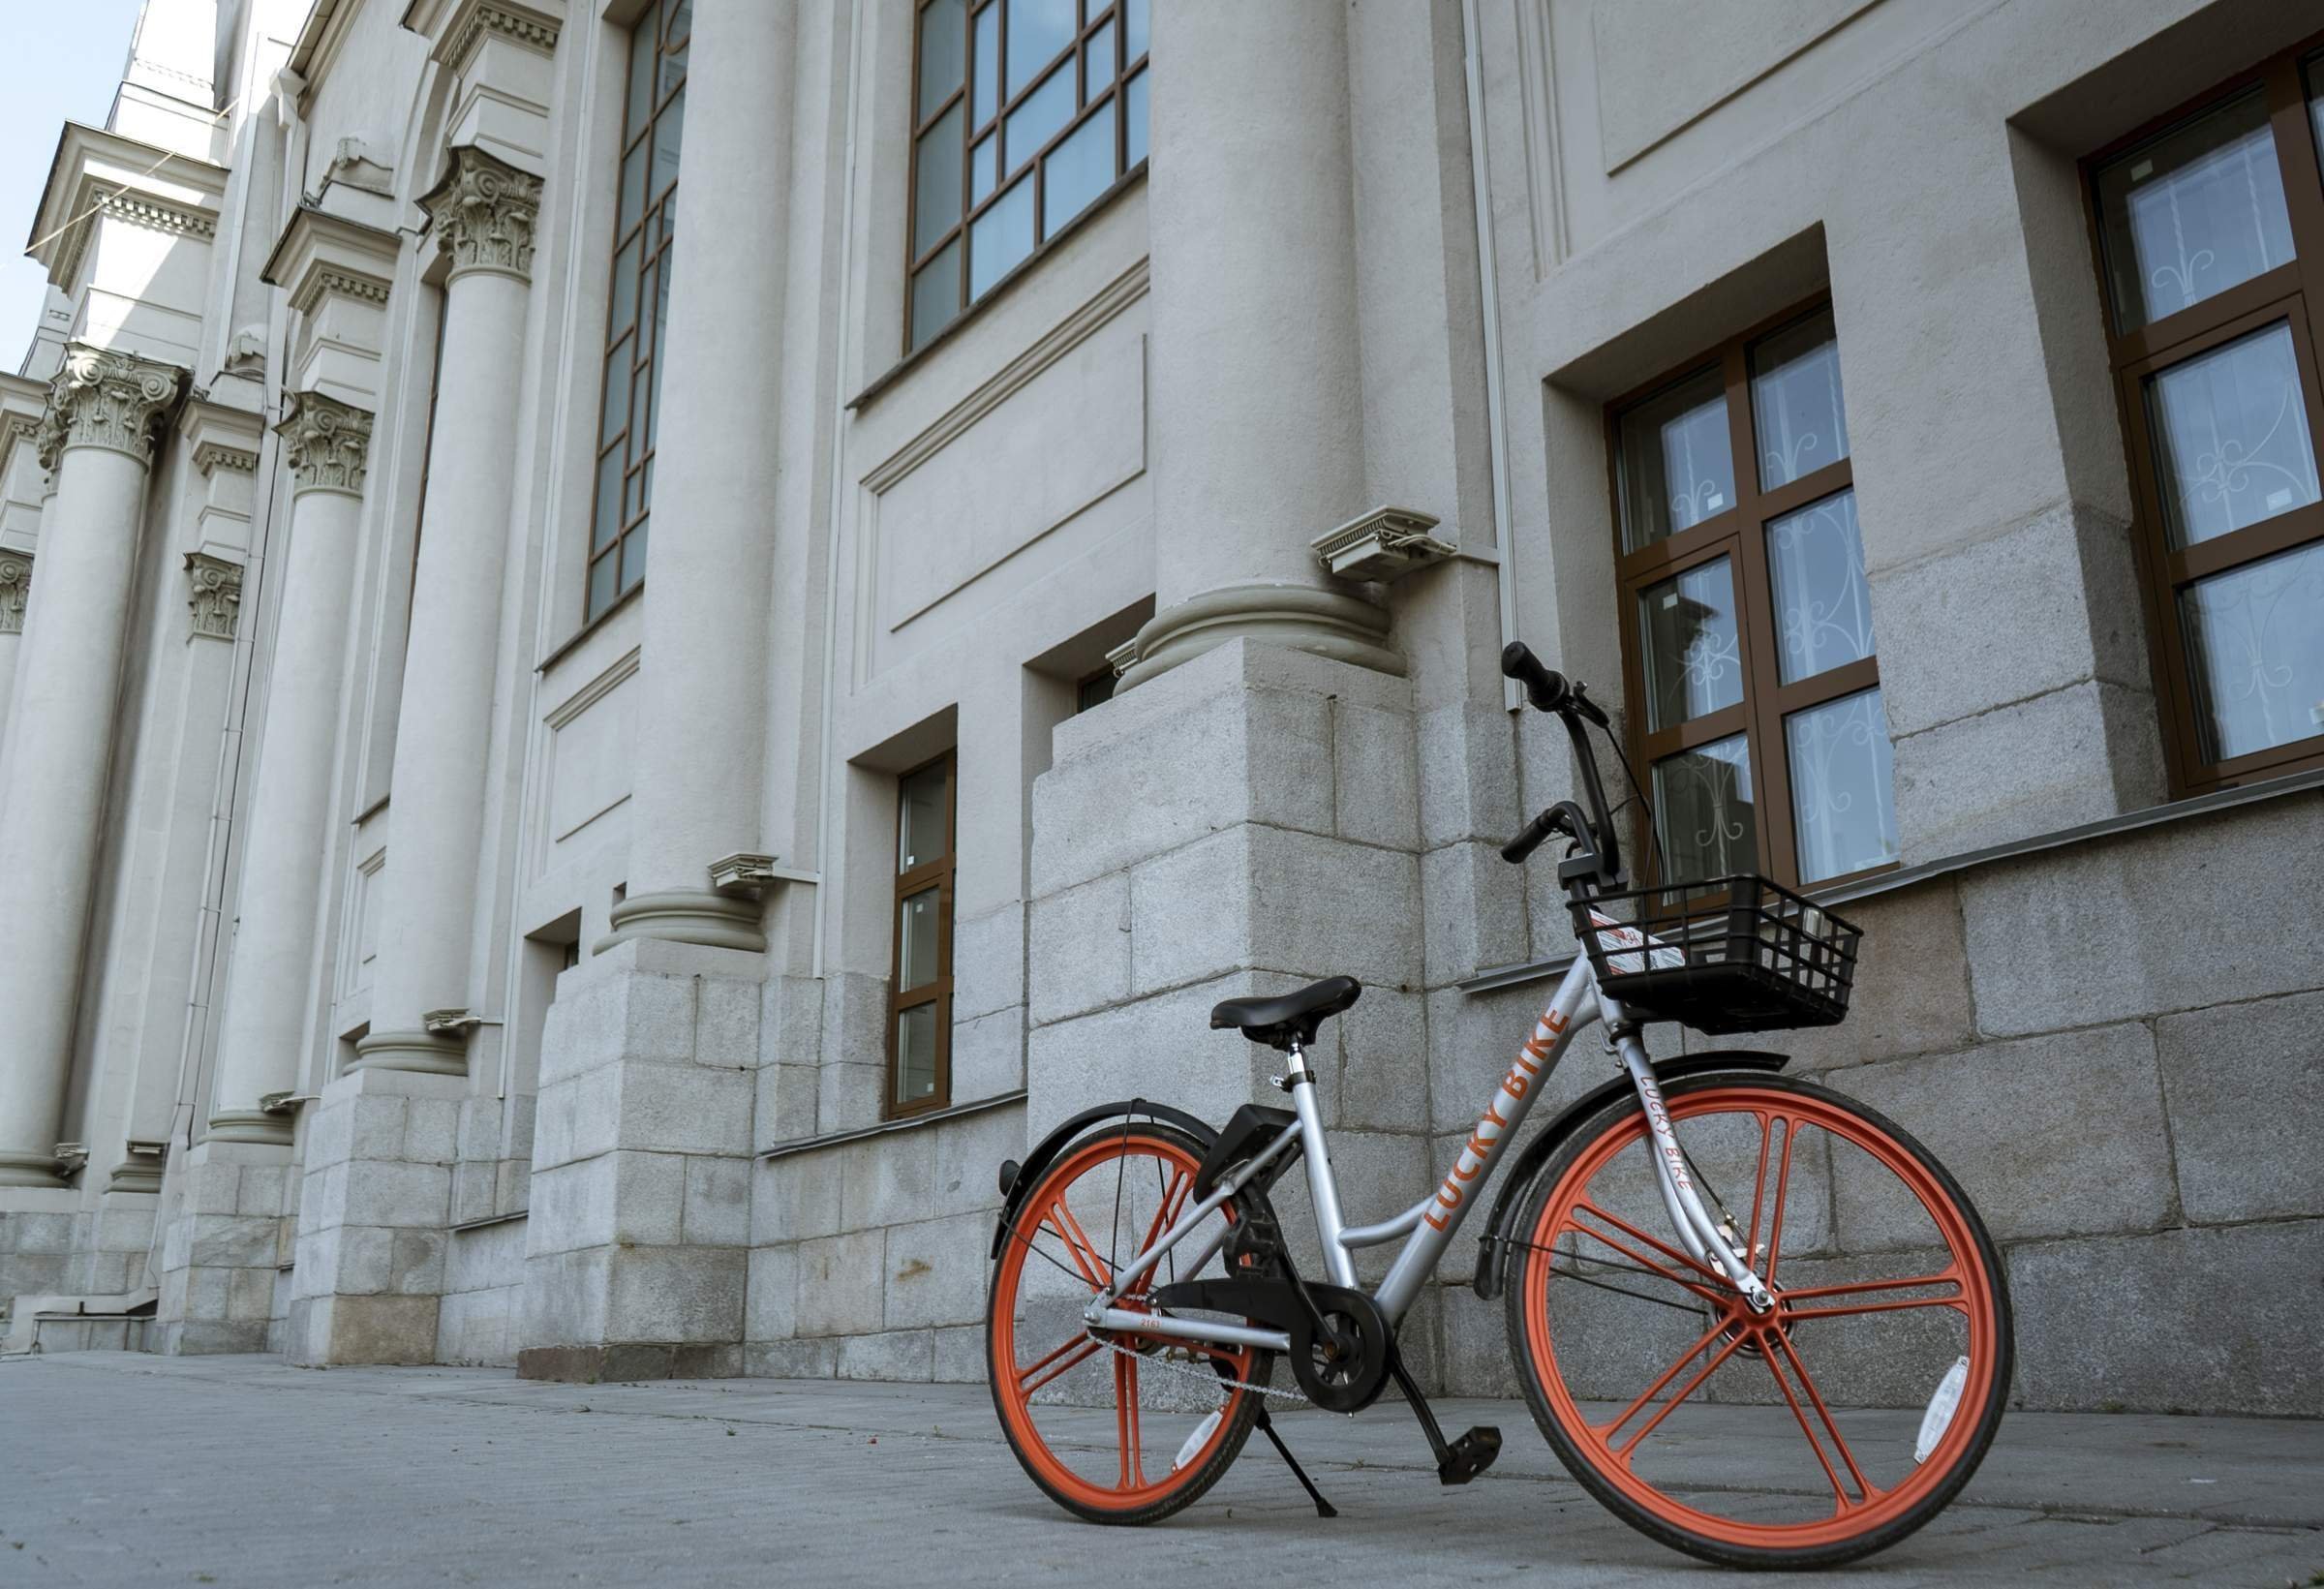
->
[1, 1354, 2316, 1587]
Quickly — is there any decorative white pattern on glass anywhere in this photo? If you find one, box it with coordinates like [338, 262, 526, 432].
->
[1751, 309, 1850, 490]
[1639, 557, 1746, 731]
[1785, 688, 1899, 884]
[2181, 541, 2324, 762]
[2146, 321, 2320, 548]
[1766, 489, 1875, 684]
[1618, 367, 1734, 552]
[1652, 734, 1757, 883]
[2095, 88, 2294, 332]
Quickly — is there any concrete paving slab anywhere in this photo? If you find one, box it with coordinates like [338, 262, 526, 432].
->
[1, 1355, 2316, 1587]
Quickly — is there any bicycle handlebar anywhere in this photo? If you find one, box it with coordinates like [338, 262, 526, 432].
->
[1499, 642, 1623, 886]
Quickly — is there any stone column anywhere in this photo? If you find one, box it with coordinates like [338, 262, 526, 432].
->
[353, 147, 540, 1075]
[208, 395, 374, 1138]
[1114, 0, 1399, 689]
[0, 346, 182, 1187]
[520, 0, 792, 1383]
[603, 0, 795, 952]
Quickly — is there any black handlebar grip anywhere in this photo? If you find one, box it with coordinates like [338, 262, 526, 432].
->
[1500, 808, 1561, 865]
[1500, 641, 1569, 713]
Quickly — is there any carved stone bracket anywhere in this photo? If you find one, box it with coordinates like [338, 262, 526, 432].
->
[443, 1, 563, 74]
[41, 344, 185, 469]
[1310, 505, 1456, 583]
[108, 1138, 168, 1194]
[420, 145, 542, 282]
[193, 442, 260, 476]
[0, 549, 30, 636]
[276, 391, 375, 495]
[185, 552, 243, 641]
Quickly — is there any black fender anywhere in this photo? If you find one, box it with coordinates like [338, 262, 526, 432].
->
[1470, 1050, 1789, 1300]
[990, 1099, 1218, 1260]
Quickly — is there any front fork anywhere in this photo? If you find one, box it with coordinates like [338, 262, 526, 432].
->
[1609, 1015, 1776, 1314]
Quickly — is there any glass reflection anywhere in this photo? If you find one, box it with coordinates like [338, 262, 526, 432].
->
[2182, 542, 2324, 762]
[1652, 735, 1757, 884]
[899, 762, 947, 871]
[1751, 309, 1850, 489]
[1618, 367, 1734, 552]
[896, 1006, 938, 1103]
[1786, 688, 1899, 883]
[1638, 557, 1745, 731]
[2095, 89, 2293, 332]
[1766, 489, 1875, 684]
[899, 887, 941, 991]
[2147, 321, 2320, 548]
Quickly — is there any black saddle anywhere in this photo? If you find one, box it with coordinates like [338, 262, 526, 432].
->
[1210, 977, 1361, 1051]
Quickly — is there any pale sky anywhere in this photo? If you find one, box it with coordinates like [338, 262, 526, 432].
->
[1, 0, 151, 372]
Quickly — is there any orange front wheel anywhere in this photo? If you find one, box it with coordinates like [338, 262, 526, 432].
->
[987, 1121, 1273, 1525]
[1504, 1074, 2012, 1571]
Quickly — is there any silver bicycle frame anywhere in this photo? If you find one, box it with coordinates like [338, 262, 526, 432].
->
[1085, 951, 1773, 1351]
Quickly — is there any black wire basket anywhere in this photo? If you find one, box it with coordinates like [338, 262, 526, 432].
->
[1569, 874, 1862, 1035]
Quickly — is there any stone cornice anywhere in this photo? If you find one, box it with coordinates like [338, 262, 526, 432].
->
[0, 549, 31, 635]
[260, 203, 402, 314]
[194, 442, 260, 476]
[184, 553, 242, 641]
[26, 122, 229, 291]
[276, 391, 376, 496]
[419, 146, 541, 282]
[42, 345, 186, 469]
[442, 1, 562, 73]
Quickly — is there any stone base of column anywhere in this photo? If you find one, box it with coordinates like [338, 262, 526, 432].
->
[0, 1151, 69, 1189]
[1116, 582, 1405, 692]
[205, 1109, 295, 1146]
[596, 889, 767, 955]
[1024, 638, 1442, 1381]
[154, 1139, 291, 1356]
[0, 1185, 157, 1311]
[285, 1069, 463, 1366]
[517, 938, 762, 1382]
[349, 1028, 469, 1076]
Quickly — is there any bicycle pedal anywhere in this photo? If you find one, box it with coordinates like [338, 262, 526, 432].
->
[1436, 1425, 1502, 1486]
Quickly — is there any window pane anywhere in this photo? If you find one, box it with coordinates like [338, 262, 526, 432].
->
[625, 20, 657, 139]
[592, 447, 624, 550]
[1007, 0, 1074, 97]
[1006, 66, 1073, 171]
[2146, 321, 2319, 548]
[898, 886, 942, 992]
[1765, 488, 1875, 684]
[618, 139, 648, 235]
[918, 0, 966, 123]
[607, 237, 640, 340]
[895, 1005, 938, 1104]
[1043, 100, 1116, 237]
[665, 0, 690, 46]
[587, 550, 617, 619]
[1617, 366, 1733, 553]
[1123, 0, 1147, 60]
[653, 87, 685, 195]
[972, 2, 999, 125]
[2181, 541, 2324, 763]
[914, 104, 964, 256]
[620, 519, 648, 594]
[1086, 19, 1116, 91]
[971, 133, 997, 201]
[2095, 89, 2294, 332]
[1637, 556, 1745, 731]
[1652, 734, 1756, 884]
[910, 238, 962, 348]
[969, 175, 1035, 297]
[899, 763, 948, 871]
[598, 350, 629, 448]
[1786, 688, 1898, 883]
[1750, 308, 1849, 489]
[659, 17, 688, 100]
[1125, 67, 1147, 167]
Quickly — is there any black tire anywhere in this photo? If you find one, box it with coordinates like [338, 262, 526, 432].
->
[985, 1120, 1274, 1526]
[1502, 1073, 2013, 1571]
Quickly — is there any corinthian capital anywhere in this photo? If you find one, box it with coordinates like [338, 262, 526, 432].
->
[420, 146, 542, 282]
[276, 391, 376, 496]
[0, 549, 30, 636]
[42, 345, 186, 468]
[185, 553, 243, 642]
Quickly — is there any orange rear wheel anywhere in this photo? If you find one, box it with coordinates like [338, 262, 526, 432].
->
[1506, 1074, 2011, 1570]
[987, 1122, 1271, 1524]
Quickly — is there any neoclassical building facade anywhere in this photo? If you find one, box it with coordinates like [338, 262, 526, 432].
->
[0, 0, 2317, 1417]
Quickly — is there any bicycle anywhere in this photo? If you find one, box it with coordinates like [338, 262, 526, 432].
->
[985, 641, 2012, 1570]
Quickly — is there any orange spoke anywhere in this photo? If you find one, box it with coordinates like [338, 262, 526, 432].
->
[1743, 1110, 1776, 1268]
[1116, 1355, 1145, 1488]
[1569, 1204, 1732, 1301]
[1770, 1329, 1879, 1507]
[1139, 1169, 1194, 1259]
[1045, 1206, 1113, 1292]
[1594, 1316, 1730, 1442]
[1018, 1334, 1101, 1395]
[1762, 1119, 1799, 1288]
[1615, 1330, 1751, 1456]
[1785, 1295, 1967, 1323]
[1780, 1269, 1959, 1302]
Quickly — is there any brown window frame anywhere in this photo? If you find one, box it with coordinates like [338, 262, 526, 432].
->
[904, 0, 1150, 352]
[886, 750, 958, 1119]
[1605, 295, 1895, 895]
[585, 0, 689, 622]
[2082, 40, 2324, 796]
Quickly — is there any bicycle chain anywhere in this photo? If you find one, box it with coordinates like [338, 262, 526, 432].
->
[1083, 1324, 1312, 1404]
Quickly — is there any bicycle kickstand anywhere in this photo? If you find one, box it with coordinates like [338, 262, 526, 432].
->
[1252, 1404, 1338, 1518]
